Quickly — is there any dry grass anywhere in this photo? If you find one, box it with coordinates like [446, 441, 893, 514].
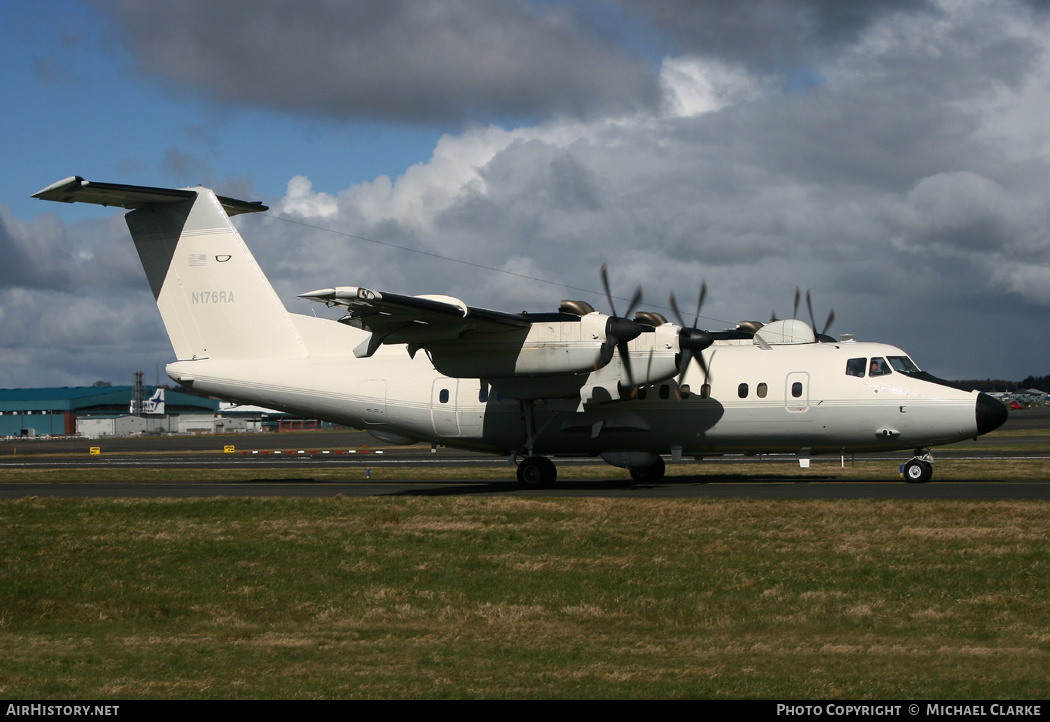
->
[1, 496, 1049, 698]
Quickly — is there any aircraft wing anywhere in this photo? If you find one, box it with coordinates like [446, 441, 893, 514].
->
[299, 286, 532, 358]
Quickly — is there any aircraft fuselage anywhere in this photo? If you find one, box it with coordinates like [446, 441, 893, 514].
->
[165, 314, 995, 460]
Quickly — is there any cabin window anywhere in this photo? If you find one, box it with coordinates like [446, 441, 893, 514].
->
[846, 358, 866, 377]
[738, 383, 748, 398]
[869, 357, 892, 377]
[680, 384, 691, 399]
[439, 389, 450, 404]
[479, 384, 489, 403]
[700, 384, 711, 399]
[637, 387, 647, 400]
[792, 381, 803, 398]
[888, 356, 920, 375]
[757, 382, 768, 398]
[659, 385, 670, 400]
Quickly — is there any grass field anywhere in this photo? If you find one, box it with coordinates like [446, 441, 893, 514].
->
[2, 493, 1049, 699]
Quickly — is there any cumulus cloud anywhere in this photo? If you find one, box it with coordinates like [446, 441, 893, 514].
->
[240, 0, 1050, 379]
[0, 208, 171, 387]
[100, 0, 660, 124]
[621, 0, 941, 75]
[9, 0, 1050, 384]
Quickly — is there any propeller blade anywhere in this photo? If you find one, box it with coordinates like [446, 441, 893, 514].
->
[793, 288, 801, 320]
[600, 264, 642, 320]
[693, 282, 707, 327]
[617, 340, 635, 387]
[822, 308, 836, 336]
[805, 289, 836, 341]
[624, 286, 644, 320]
[669, 291, 685, 328]
[676, 348, 693, 379]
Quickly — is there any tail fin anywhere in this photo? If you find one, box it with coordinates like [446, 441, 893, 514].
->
[34, 177, 307, 361]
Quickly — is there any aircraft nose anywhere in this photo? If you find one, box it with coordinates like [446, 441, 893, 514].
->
[975, 392, 1008, 436]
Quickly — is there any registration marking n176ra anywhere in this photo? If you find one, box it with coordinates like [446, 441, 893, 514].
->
[191, 290, 235, 304]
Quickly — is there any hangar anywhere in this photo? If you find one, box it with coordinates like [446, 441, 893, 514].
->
[0, 386, 219, 437]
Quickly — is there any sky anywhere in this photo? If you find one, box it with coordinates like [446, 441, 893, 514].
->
[2, 0, 1049, 388]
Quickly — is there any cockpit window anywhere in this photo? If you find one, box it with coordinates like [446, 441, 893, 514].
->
[888, 356, 920, 375]
[869, 357, 892, 377]
[846, 358, 866, 377]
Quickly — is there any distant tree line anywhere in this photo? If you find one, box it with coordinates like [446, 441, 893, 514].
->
[955, 376, 1050, 393]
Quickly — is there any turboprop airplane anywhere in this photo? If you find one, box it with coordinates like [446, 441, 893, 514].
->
[33, 176, 1008, 487]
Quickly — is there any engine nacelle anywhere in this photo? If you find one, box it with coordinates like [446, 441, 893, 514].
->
[428, 313, 610, 378]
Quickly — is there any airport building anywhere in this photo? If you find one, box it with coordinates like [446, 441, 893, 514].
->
[0, 386, 219, 438]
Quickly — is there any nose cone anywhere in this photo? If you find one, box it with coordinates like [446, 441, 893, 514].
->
[976, 393, 1008, 436]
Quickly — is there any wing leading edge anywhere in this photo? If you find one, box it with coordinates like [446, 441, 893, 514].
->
[299, 286, 533, 358]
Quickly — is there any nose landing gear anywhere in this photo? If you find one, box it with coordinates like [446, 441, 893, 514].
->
[901, 449, 933, 483]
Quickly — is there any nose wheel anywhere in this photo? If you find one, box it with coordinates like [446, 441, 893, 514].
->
[901, 449, 933, 483]
[517, 456, 557, 489]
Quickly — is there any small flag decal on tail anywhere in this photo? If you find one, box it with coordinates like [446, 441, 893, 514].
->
[189, 253, 207, 266]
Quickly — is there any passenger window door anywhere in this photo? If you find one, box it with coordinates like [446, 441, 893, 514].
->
[785, 372, 809, 413]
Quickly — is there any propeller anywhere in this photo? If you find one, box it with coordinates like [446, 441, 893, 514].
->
[804, 290, 836, 342]
[669, 282, 715, 387]
[598, 264, 645, 386]
[781, 287, 835, 342]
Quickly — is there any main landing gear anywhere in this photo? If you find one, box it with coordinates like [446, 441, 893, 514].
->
[628, 457, 666, 483]
[516, 456, 557, 489]
[515, 399, 559, 489]
[901, 448, 933, 483]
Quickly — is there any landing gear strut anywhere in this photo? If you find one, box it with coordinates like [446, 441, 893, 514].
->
[514, 399, 559, 489]
[902, 449, 933, 483]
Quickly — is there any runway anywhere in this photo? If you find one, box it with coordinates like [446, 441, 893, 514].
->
[1, 408, 1047, 499]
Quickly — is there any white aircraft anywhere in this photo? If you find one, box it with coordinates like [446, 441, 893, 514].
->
[34, 176, 1007, 487]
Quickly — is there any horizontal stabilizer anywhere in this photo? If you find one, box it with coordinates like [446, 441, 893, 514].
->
[32, 176, 268, 216]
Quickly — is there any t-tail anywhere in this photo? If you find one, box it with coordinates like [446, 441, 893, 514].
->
[33, 177, 307, 362]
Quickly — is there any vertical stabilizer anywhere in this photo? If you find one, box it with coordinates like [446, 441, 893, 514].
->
[33, 177, 307, 361]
